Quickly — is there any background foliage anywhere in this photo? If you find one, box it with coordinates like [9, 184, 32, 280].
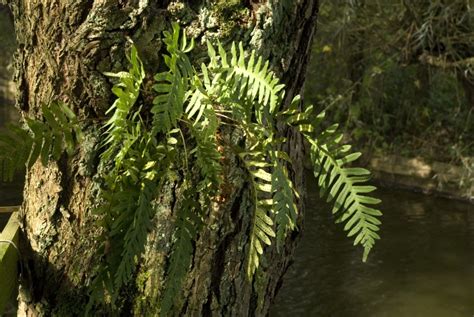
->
[306, 0, 473, 168]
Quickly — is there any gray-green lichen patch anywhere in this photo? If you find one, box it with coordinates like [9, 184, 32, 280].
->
[33, 219, 58, 252]
[167, 1, 197, 25]
[76, 126, 101, 178]
[209, 0, 250, 39]
[165, 0, 251, 44]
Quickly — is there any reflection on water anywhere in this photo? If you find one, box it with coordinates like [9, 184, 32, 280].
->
[271, 176, 474, 317]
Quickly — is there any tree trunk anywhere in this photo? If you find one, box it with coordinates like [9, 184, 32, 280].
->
[7, 1, 319, 315]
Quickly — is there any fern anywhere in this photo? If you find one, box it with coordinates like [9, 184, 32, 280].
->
[90, 41, 177, 309]
[272, 157, 298, 251]
[82, 23, 382, 312]
[152, 23, 194, 134]
[282, 101, 382, 261]
[0, 101, 81, 181]
[239, 149, 275, 277]
[101, 45, 145, 164]
[211, 42, 285, 122]
[308, 126, 382, 261]
[89, 25, 205, 311]
[0, 23, 383, 314]
[113, 180, 155, 290]
[160, 186, 201, 315]
[96, 42, 164, 293]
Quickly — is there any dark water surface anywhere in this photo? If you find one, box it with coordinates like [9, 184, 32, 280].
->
[0, 178, 23, 230]
[271, 176, 474, 317]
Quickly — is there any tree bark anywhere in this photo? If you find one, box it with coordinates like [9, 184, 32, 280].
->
[8, 1, 319, 315]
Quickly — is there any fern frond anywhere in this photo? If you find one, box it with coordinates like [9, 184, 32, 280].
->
[279, 99, 382, 261]
[189, 108, 222, 192]
[113, 179, 155, 295]
[0, 102, 81, 181]
[307, 119, 381, 261]
[240, 150, 277, 278]
[102, 45, 144, 162]
[272, 157, 298, 251]
[204, 41, 285, 123]
[160, 187, 201, 315]
[229, 42, 285, 116]
[152, 23, 195, 134]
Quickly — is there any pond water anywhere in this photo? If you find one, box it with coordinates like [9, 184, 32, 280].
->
[271, 176, 474, 316]
[1, 176, 473, 316]
[0, 178, 23, 230]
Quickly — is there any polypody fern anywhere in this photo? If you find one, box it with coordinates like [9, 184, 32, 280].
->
[0, 22, 382, 315]
[0, 101, 82, 181]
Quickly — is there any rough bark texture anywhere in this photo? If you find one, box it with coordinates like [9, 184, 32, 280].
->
[7, 1, 319, 315]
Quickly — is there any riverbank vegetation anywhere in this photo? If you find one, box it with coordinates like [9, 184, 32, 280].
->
[306, 0, 473, 176]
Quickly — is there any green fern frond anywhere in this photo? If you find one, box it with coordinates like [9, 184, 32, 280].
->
[113, 179, 156, 293]
[272, 157, 298, 251]
[309, 137, 381, 261]
[279, 99, 382, 261]
[190, 108, 222, 192]
[152, 23, 194, 134]
[0, 101, 81, 181]
[204, 41, 285, 122]
[102, 45, 144, 162]
[240, 150, 277, 278]
[161, 187, 201, 315]
[306, 117, 381, 261]
[230, 42, 284, 114]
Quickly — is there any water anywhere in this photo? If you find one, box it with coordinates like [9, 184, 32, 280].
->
[0, 212, 10, 230]
[0, 178, 23, 230]
[271, 176, 474, 317]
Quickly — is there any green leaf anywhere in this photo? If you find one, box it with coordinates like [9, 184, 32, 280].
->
[304, 119, 382, 262]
